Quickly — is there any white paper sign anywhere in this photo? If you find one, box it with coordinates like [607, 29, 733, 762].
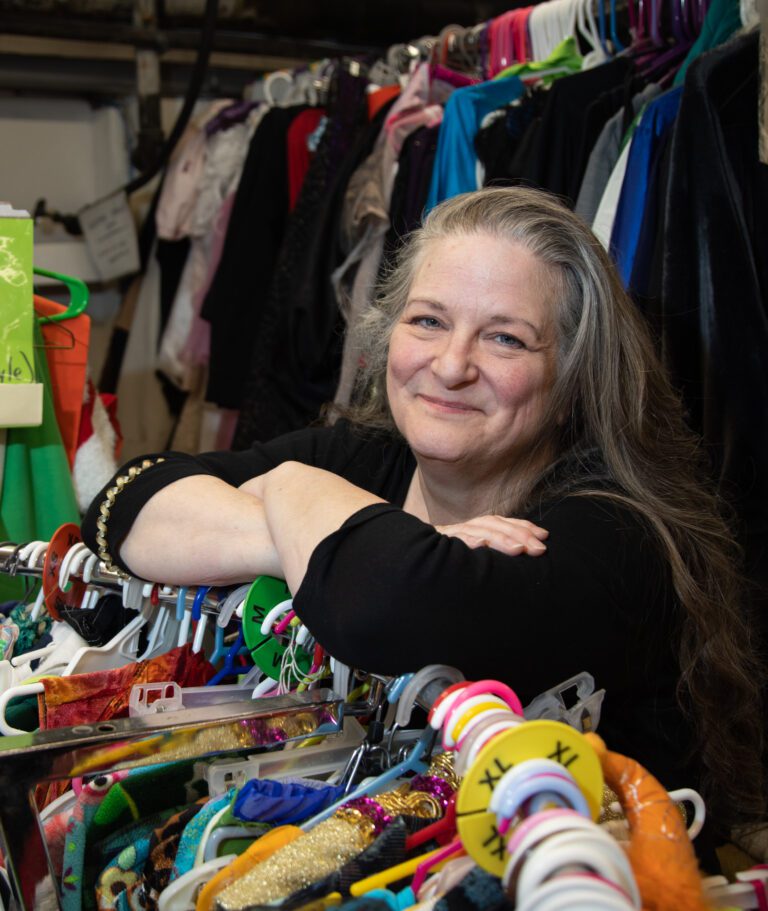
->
[79, 191, 140, 282]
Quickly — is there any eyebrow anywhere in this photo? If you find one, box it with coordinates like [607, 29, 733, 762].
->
[405, 297, 543, 341]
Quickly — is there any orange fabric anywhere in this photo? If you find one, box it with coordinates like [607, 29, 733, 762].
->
[368, 84, 401, 121]
[38, 643, 214, 730]
[35, 295, 90, 468]
[585, 733, 709, 911]
[196, 825, 304, 911]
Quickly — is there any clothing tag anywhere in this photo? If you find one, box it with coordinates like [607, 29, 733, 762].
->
[79, 191, 140, 282]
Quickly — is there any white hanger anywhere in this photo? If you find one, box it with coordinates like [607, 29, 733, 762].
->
[192, 612, 209, 654]
[18, 540, 46, 568]
[217, 584, 251, 629]
[705, 881, 764, 910]
[139, 598, 183, 661]
[39, 787, 78, 821]
[578, 0, 608, 68]
[10, 642, 56, 668]
[263, 69, 294, 107]
[57, 543, 92, 592]
[28, 584, 47, 622]
[157, 854, 237, 911]
[0, 682, 44, 735]
[259, 599, 294, 636]
[63, 579, 154, 676]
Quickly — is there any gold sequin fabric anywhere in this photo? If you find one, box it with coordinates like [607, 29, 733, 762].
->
[214, 816, 370, 910]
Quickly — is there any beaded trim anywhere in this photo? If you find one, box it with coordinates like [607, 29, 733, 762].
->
[95, 458, 165, 579]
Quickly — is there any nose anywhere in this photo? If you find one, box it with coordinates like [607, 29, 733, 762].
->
[431, 333, 479, 386]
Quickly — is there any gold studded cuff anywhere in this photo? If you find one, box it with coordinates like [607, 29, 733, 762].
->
[94, 458, 165, 578]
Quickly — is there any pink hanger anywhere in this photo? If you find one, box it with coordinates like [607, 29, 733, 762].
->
[411, 837, 465, 895]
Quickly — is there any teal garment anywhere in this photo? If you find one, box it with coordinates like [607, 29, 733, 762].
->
[0, 321, 79, 603]
[425, 74, 524, 212]
[674, 0, 742, 86]
[10, 600, 52, 656]
[170, 790, 233, 882]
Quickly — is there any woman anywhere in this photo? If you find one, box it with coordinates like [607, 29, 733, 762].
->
[82, 186, 764, 844]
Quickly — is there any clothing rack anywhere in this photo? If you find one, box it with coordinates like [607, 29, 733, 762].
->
[0, 541, 223, 617]
[0, 688, 343, 911]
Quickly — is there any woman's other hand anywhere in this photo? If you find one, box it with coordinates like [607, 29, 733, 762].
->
[434, 516, 548, 556]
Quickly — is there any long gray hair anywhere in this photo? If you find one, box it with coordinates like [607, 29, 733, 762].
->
[342, 186, 765, 829]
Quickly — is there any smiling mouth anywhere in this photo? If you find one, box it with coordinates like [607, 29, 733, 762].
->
[418, 395, 480, 413]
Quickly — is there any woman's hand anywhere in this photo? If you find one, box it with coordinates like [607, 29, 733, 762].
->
[434, 515, 548, 556]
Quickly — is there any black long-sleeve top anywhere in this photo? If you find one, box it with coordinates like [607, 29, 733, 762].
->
[81, 419, 694, 795]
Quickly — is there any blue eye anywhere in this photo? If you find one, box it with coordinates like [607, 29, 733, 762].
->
[411, 316, 442, 329]
[493, 333, 525, 348]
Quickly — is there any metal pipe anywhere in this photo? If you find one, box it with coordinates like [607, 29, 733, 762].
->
[0, 689, 342, 909]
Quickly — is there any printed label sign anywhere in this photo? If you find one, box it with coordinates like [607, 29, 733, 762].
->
[0, 215, 34, 386]
[79, 191, 140, 282]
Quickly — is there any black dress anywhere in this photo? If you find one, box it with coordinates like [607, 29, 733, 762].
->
[81, 419, 694, 797]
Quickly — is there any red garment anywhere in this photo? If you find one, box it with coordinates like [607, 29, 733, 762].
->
[513, 8, 534, 64]
[37, 643, 215, 729]
[286, 107, 327, 211]
[35, 295, 90, 468]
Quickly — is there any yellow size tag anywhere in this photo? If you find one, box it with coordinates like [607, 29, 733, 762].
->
[455, 720, 603, 876]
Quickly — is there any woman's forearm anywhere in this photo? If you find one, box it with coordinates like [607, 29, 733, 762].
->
[261, 461, 386, 593]
[119, 475, 283, 585]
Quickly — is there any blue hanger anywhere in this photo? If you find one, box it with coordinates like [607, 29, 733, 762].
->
[597, 0, 609, 56]
[175, 586, 188, 623]
[209, 624, 228, 665]
[610, 0, 625, 51]
[364, 888, 415, 911]
[301, 727, 434, 831]
[208, 591, 231, 664]
[385, 674, 414, 705]
[206, 627, 249, 686]
[192, 585, 210, 622]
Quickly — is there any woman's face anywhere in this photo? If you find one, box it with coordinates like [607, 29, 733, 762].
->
[386, 233, 558, 480]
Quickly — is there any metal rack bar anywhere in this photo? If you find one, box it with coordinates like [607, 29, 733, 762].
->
[0, 689, 342, 910]
[0, 541, 224, 616]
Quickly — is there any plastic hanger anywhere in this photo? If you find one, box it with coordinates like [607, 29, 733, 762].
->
[217, 584, 250, 629]
[349, 843, 453, 898]
[157, 854, 237, 911]
[138, 594, 184, 662]
[0, 681, 44, 735]
[28, 584, 47, 623]
[33, 267, 89, 322]
[301, 726, 434, 830]
[609, 0, 625, 51]
[206, 628, 248, 687]
[406, 795, 457, 852]
[259, 599, 294, 636]
[577, 0, 608, 67]
[177, 586, 197, 647]
[411, 838, 465, 895]
[63, 611, 148, 675]
[57, 542, 91, 593]
[191, 585, 212, 654]
[596, 0, 609, 56]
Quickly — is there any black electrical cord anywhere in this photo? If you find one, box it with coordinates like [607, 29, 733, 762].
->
[33, 0, 220, 234]
[124, 0, 220, 196]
